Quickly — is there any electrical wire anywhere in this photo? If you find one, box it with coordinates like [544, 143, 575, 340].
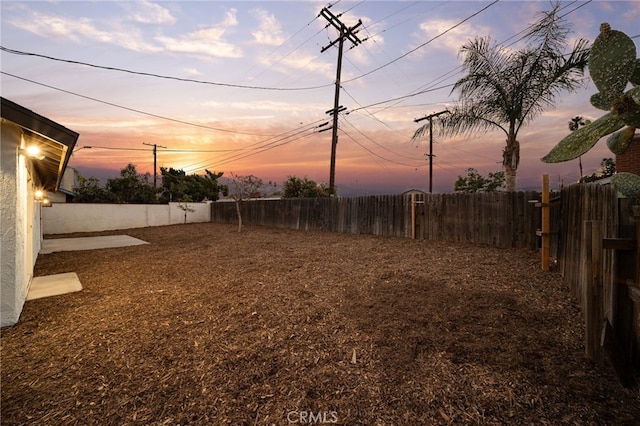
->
[0, 0, 495, 101]
[339, 127, 394, 174]
[183, 130, 317, 173]
[341, 116, 426, 164]
[340, 0, 500, 85]
[76, 145, 240, 153]
[1, 71, 276, 137]
[236, 17, 327, 89]
[348, 83, 455, 113]
[341, 85, 394, 129]
[180, 120, 327, 173]
[338, 117, 425, 168]
[343, 0, 593, 120]
[0, 46, 332, 91]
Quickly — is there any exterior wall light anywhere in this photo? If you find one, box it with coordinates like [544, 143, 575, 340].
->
[20, 145, 46, 160]
[34, 190, 51, 206]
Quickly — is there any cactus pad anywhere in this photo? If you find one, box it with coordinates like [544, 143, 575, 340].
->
[606, 126, 636, 154]
[630, 59, 640, 85]
[611, 172, 640, 200]
[543, 22, 640, 192]
[630, 86, 640, 105]
[589, 22, 637, 103]
[541, 113, 624, 163]
[590, 93, 610, 111]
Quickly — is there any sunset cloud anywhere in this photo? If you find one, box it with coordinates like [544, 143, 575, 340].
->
[155, 9, 242, 59]
[250, 8, 287, 46]
[122, 0, 175, 25]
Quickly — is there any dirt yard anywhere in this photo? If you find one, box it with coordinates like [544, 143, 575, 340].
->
[1, 223, 639, 425]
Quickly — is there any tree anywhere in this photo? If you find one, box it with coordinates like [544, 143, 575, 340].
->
[600, 157, 616, 177]
[229, 173, 263, 232]
[159, 167, 228, 203]
[73, 174, 118, 203]
[579, 158, 616, 183]
[106, 164, 157, 203]
[568, 116, 587, 177]
[282, 176, 329, 198]
[454, 168, 505, 193]
[177, 201, 196, 224]
[413, 3, 589, 191]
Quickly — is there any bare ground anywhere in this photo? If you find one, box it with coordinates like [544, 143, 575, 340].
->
[1, 222, 639, 425]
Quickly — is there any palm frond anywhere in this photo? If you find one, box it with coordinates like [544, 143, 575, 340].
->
[413, 0, 590, 162]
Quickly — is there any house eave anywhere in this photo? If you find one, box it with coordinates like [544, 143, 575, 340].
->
[1, 97, 79, 191]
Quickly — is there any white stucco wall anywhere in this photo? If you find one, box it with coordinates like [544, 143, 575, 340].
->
[42, 202, 212, 235]
[1, 121, 41, 327]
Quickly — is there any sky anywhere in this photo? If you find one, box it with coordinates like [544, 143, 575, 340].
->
[2, 0, 639, 195]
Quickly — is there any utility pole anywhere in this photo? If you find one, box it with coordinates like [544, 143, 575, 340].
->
[142, 142, 167, 188]
[414, 110, 449, 193]
[320, 6, 362, 196]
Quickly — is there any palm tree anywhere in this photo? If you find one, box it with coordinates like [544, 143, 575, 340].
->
[568, 116, 586, 177]
[413, 4, 589, 191]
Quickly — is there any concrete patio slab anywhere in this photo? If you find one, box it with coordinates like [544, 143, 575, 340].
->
[26, 272, 82, 301]
[40, 235, 148, 254]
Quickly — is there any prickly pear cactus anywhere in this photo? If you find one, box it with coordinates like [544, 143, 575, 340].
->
[611, 172, 640, 199]
[542, 23, 639, 199]
[590, 23, 636, 104]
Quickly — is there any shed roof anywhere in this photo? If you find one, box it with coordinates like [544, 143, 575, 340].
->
[1, 97, 79, 191]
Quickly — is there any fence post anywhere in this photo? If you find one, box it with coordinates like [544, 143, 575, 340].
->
[584, 220, 604, 365]
[411, 193, 416, 240]
[541, 174, 551, 271]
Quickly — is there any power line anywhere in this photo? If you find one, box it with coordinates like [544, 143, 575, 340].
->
[183, 130, 317, 174]
[181, 120, 324, 171]
[348, 83, 454, 113]
[73, 121, 328, 175]
[73, 125, 323, 175]
[1, 71, 275, 137]
[0, 46, 332, 92]
[236, 15, 322, 85]
[340, 116, 424, 163]
[74, 145, 240, 153]
[340, 128, 394, 174]
[331, 2, 507, 118]
[341, 0, 500, 85]
[180, 120, 327, 173]
[337, 125, 423, 169]
[340, 82, 393, 129]
[343, 0, 591, 120]
[2, 0, 498, 126]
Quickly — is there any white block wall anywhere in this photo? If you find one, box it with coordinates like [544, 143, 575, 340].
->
[42, 202, 212, 235]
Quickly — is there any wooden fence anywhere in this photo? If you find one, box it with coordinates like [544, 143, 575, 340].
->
[553, 183, 638, 386]
[555, 184, 619, 310]
[212, 196, 411, 238]
[412, 191, 539, 248]
[211, 192, 541, 249]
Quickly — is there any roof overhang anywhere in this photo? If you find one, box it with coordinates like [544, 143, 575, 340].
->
[1, 97, 79, 191]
